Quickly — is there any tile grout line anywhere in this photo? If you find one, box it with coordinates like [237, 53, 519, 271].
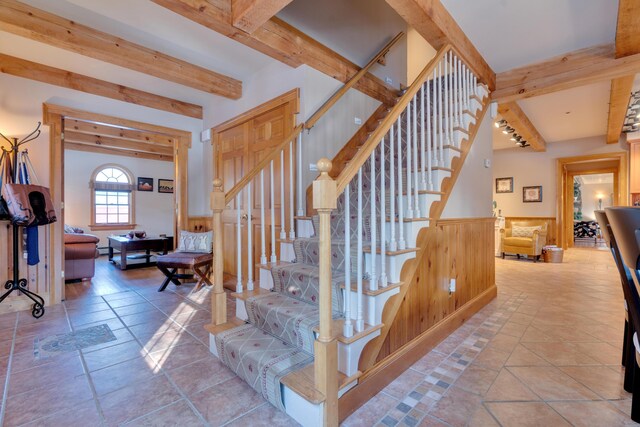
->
[0, 313, 19, 426]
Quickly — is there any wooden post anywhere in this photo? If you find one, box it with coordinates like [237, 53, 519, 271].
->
[312, 158, 338, 426]
[211, 178, 226, 325]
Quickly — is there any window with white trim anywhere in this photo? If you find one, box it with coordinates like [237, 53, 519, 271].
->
[90, 165, 135, 228]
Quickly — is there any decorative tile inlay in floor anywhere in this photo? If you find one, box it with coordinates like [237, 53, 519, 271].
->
[35, 323, 116, 358]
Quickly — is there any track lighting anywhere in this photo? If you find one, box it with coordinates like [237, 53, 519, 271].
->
[502, 126, 515, 134]
[494, 119, 507, 128]
[510, 133, 520, 142]
[624, 92, 640, 134]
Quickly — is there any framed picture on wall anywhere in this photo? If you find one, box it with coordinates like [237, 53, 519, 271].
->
[523, 186, 543, 203]
[158, 179, 174, 194]
[137, 177, 153, 192]
[495, 177, 514, 193]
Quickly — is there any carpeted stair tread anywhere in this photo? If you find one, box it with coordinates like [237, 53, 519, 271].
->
[271, 262, 346, 312]
[215, 323, 313, 411]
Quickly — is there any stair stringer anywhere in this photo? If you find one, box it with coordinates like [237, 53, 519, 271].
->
[356, 100, 490, 372]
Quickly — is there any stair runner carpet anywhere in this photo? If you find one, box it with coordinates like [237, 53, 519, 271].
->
[216, 79, 455, 410]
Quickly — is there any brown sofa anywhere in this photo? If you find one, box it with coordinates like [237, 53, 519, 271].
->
[64, 233, 99, 281]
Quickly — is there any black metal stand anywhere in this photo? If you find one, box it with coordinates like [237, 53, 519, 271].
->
[0, 124, 45, 318]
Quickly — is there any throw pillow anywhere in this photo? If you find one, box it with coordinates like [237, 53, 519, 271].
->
[512, 225, 542, 238]
[177, 230, 213, 253]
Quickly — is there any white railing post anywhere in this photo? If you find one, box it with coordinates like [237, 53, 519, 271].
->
[270, 160, 277, 264]
[356, 168, 364, 332]
[280, 150, 286, 240]
[437, 61, 444, 167]
[438, 59, 445, 166]
[389, 124, 397, 251]
[236, 193, 243, 293]
[405, 98, 413, 219]
[379, 140, 388, 288]
[260, 170, 267, 265]
[448, 51, 454, 147]
[412, 93, 421, 217]
[427, 78, 434, 191]
[246, 182, 254, 291]
[289, 141, 296, 239]
[396, 116, 406, 250]
[343, 182, 353, 338]
[369, 151, 377, 291]
[444, 52, 450, 147]
[297, 132, 304, 216]
[420, 84, 427, 190]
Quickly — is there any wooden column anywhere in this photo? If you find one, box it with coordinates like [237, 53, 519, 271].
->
[211, 178, 226, 325]
[312, 159, 338, 426]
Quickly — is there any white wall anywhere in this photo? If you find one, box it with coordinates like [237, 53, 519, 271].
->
[442, 112, 494, 218]
[492, 136, 627, 217]
[578, 180, 614, 221]
[63, 150, 175, 246]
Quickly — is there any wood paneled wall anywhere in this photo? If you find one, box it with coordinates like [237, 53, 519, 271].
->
[376, 217, 496, 361]
[187, 216, 212, 232]
[505, 216, 557, 245]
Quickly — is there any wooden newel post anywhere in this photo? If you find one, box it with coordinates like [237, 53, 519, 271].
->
[312, 158, 339, 426]
[211, 178, 226, 325]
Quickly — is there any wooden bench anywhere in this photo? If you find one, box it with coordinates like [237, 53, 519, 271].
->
[156, 252, 213, 292]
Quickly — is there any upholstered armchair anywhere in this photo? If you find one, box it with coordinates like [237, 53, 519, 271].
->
[500, 220, 548, 262]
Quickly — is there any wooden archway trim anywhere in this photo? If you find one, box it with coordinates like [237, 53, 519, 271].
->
[43, 103, 192, 304]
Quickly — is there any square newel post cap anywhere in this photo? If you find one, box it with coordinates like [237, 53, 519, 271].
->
[211, 178, 225, 212]
[313, 158, 336, 211]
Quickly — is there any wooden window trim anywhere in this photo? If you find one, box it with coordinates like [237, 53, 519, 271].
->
[90, 164, 136, 228]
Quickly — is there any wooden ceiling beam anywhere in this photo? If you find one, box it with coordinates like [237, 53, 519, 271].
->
[65, 142, 173, 162]
[384, 0, 495, 90]
[151, 0, 398, 105]
[64, 119, 176, 147]
[498, 102, 546, 152]
[606, 0, 640, 144]
[232, 0, 293, 34]
[0, 0, 241, 99]
[64, 131, 174, 156]
[0, 53, 203, 119]
[493, 44, 640, 102]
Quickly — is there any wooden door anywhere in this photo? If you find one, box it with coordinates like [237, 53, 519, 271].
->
[214, 96, 296, 283]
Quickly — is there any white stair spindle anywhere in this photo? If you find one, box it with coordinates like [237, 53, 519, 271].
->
[427, 77, 434, 191]
[457, 57, 464, 146]
[473, 74, 478, 98]
[412, 93, 421, 218]
[389, 124, 397, 252]
[343, 183, 353, 338]
[260, 170, 267, 265]
[432, 69, 438, 169]
[438, 60, 444, 166]
[297, 132, 304, 216]
[356, 168, 364, 332]
[288, 140, 295, 239]
[270, 160, 277, 264]
[420, 83, 427, 190]
[369, 150, 377, 291]
[405, 97, 413, 219]
[453, 53, 460, 128]
[444, 52, 450, 147]
[246, 182, 254, 291]
[448, 51, 454, 147]
[236, 193, 243, 293]
[379, 141, 388, 288]
[465, 66, 471, 110]
[396, 116, 406, 250]
[279, 150, 286, 240]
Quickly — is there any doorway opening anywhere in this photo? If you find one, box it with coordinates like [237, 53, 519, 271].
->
[557, 152, 628, 249]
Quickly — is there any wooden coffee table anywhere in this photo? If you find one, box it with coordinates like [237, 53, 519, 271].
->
[108, 236, 170, 270]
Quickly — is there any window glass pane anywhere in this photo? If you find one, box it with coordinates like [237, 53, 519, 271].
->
[119, 206, 129, 215]
[107, 194, 118, 205]
[107, 205, 119, 215]
[96, 206, 107, 214]
[107, 214, 118, 223]
[96, 214, 107, 223]
[95, 193, 107, 205]
[118, 214, 128, 223]
[118, 195, 129, 205]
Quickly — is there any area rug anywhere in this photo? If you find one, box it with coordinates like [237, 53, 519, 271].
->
[34, 324, 116, 359]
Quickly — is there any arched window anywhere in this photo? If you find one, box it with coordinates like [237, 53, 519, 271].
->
[90, 165, 135, 229]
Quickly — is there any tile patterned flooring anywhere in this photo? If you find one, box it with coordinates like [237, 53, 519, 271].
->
[0, 249, 633, 426]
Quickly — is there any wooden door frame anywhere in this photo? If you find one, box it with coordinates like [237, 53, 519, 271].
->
[43, 103, 192, 303]
[556, 152, 628, 249]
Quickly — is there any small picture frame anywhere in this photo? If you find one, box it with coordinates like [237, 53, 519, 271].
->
[137, 177, 153, 192]
[158, 179, 174, 194]
[523, 186, 542, 203]
[495, 177, 514, 194]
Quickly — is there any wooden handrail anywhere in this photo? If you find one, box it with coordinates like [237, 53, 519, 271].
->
[304, 32, 405, 130]
[224, 124, 304, 205]
[335, 44, 452, 194]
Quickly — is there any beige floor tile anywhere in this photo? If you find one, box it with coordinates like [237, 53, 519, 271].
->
[225, 402, 301, 426]
[382, 368, 426, 399]
[560, 365, 631, 400]
[20, 399, 102, 427]
[124, 400, 205, 427]
[168, 357, 236, 397]
[486, 402, 571, 426]
[453, 364, 499, 396]
[505, 344, 550, 367]
[467, 405, 500, 427]
[548, 401, 635, 427]
[341, 392, 399, 427]
[190, 377, 264, 426]
[521, 341, 601, 366]
[507, 366, 599, 401]
[473, 346, 511, 371]
[428, 386, 483, 427]
[484, 369, 540, 402]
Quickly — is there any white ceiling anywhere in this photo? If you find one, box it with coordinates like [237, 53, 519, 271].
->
[576, 173, 614, 185]
[440, 0, 618, 73]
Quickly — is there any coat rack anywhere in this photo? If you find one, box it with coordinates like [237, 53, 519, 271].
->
[0, 123, 45, 318]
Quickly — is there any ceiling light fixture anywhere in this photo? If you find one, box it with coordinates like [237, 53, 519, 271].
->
[494, 119, 507, 128]
[623, 91, 640, 134]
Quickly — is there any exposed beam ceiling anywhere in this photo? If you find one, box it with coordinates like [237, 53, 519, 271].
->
[0, 0, 241, 99]
[0, 53, 203, 119]
[384, 0, 495, 90]
[606, 0, 640, 144]
[64, 120, 176, 147]
[65, 142, 173, 162]
[64, 131, 174, 156]
[497, 102, 546, 152]
[151, 0, 398, 105]
[232, 0, 293, 33]
[493, 44, 640, 102]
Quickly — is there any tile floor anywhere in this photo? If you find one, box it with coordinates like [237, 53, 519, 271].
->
[0, 249, 632, 426]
